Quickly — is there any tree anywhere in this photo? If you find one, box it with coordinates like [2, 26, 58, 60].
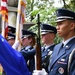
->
[26, 0, 62, 44]
[26, 0, 75, 44]
[68, 0, 75, 11]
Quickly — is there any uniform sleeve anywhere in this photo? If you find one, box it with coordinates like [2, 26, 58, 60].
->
[20, 49, 36, 61]
[68, 50, 75, 75]
[0, 35, 31, 75]
[69, 61, 75, 75]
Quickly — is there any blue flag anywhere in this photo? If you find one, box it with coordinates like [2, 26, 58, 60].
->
[0, 35, 31, 75]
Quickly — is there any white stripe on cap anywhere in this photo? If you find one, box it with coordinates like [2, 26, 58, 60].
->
[41, 30, 54, 35]
[41, 30, 54, 32]
[22, 35, 31, 39]
[57, 16, 74, 19]
[8, 36, 14, 40]
[56, 19, 66, 22]
[41, 32, 50, 35]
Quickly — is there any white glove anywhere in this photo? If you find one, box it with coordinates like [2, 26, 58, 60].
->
[33, 69, 48, 75]
[12, 40, 20, 49]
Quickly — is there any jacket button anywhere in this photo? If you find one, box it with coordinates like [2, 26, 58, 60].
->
[51, 69, 53, 71]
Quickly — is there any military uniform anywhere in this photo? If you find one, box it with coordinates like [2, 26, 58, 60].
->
[20, 46, 35, 73]
[21, 44, 56, 73]
[49, 37, 75, 75]
[40, 24, 57, 72]
[42, 44, 55, 72]
[69, 47, 75, 75]
[20, 25, 57, 74]
[48, 8, 75, 75]
[20, 30, 36, 73]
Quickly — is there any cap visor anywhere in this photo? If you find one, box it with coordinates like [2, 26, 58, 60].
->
[56, 19, 66, 22]
[41, 32, 50, 35]
[22, 35, 31, 40]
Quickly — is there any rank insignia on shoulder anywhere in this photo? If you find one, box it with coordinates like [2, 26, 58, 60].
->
[48, 51, 53, 55]
[61, 59, 65, 61]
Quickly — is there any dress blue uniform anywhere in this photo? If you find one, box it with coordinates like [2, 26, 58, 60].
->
[48, 8, 75, 75]
[20, 30, 36, 73]
[40, 24, 57, 72]
[42, 44, 55, 72]
[49, 37, 75, 75]
[21, 44, 56, 73]
[69, 47, 75, 75]
[21, 46, 35, 73]
[20, 24, 57, 73]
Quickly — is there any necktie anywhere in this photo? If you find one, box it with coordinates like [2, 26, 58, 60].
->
[58, 43, 64, 55]
[42, 46, 46, 52]
[62, 43, 64, 48]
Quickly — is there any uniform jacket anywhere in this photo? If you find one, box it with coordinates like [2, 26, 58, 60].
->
[69, 48, 75, 75]
[49, 38, 75, 75]
[42, 44, 55, 72]
[20, 44, 56, 73]
[20, 46, 35, 73]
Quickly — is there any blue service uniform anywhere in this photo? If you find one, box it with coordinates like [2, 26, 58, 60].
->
[20, 44, 56, 73]
[48, 37, 75, 75]
[20, 46, 35, 73]
[42, 44, 55, 72]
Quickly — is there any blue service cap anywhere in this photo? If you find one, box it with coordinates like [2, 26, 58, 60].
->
[8, 26, 16, 33]
[40, 24, 57, 35]
[7, 32, 15, 40]
[56, 8, 75, 22]
[22, 30, 36, 39]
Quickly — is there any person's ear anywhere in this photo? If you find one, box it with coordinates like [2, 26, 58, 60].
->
[70, 22, 75, 30]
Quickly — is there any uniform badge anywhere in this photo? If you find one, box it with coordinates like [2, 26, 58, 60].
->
[58, 67, 64, 74]
[61, 59, 65, 62]
[48, 51, 53, 55]
[28, 49, 31, 51]
[45, 56, 47, 58]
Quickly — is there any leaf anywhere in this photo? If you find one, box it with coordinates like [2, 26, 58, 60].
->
[30, 10, 39, 16]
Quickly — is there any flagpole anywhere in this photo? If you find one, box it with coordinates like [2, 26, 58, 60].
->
[0, 0, 8, 73]
[15, 0, 26, 51]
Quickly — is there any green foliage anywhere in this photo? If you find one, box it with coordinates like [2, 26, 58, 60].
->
[26, 0, 75, 44]
[68, 0, 75, 12]
[0, 72, 2, 75]
[30, 10, 39, 16]
[28, 24, 38, 35]
[54, 34, 62, 44]
[60, 0, 75, 12]
[26, 0, 61, 44]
